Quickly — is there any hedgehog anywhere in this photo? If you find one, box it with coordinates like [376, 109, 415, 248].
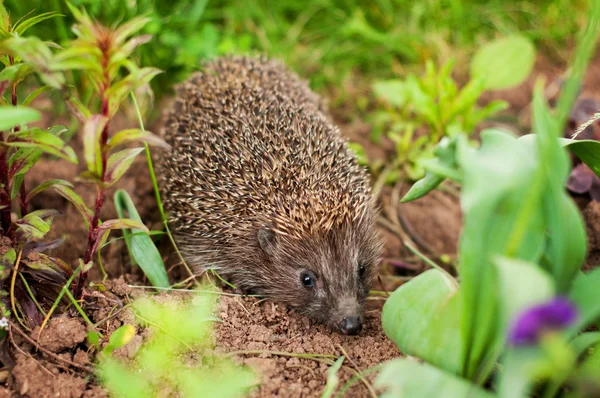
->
[157, 55, 383, 335]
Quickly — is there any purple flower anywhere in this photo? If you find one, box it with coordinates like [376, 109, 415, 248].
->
[507, 297, 578, 346]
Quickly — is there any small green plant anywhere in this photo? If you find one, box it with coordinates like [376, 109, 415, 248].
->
[97, 290, 257, 397]
[368, 35, 535, 182]
[376, 3, 600, 397]
[4, 2, 170, 297]
[0, 4, 80, 328]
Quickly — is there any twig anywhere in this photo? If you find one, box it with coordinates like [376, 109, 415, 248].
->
[10, 323, 94, 373]
[8, 326, 54, 377]
[10, 250, 28, 331]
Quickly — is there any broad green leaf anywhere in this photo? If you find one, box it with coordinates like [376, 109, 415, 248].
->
[53, 185, 93, 229]
[531, 86, 586, 292]
[27, 179, 73, 202]
[104, 148, 144, 187]
[497, 348, 543, 398]
[374, 358, 494, 398]
[570, 332, 600, 357]
[10, 174, 23, 201]
[106, 129, 168, 151]
[83, 115, 108, 176]
[15, 209, 60, 240]
[382, 269, 463, 374]
[321, 356, 344, 398]
[567, 268, 600, 337]
[103, 324, 136, 355]
[493, 256, 555, 336]
[7, 128, 77, 163]
[470, 35, 536, 90]
[456, 129, 545, 379]
[0, 107, 40, 131]
[372, 79, 406, 107]
[87, 331, 101, 349]
[114, 189, 170, 288]
[560, 139, 600, 179]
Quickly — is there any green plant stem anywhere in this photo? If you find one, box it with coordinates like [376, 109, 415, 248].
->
[38, 264, 81, 340]
[63, 288, 96, 331]
[19, 273, 47, 317]
[130, 92, 198, 284]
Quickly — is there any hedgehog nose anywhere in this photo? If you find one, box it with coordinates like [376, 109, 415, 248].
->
[338, 316, 362, 335]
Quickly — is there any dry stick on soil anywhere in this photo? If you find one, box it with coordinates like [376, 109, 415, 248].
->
[336, 344, 377, 398]
[10, 324, 95, 373]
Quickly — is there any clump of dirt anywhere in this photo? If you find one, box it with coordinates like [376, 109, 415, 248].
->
[215, 295, 400, 397]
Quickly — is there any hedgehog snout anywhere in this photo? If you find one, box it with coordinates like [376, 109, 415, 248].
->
[338, 316, 362, 335]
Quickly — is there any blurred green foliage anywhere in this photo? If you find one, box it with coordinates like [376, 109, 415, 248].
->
[5, 0, 589, 100]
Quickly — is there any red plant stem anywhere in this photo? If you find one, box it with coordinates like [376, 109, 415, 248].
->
[0, 149, 11, 238]
[10, 82, 28, 217]
[74, 85, 110, 297]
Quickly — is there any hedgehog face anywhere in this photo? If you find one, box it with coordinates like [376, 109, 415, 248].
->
[257, 222, 382, 335]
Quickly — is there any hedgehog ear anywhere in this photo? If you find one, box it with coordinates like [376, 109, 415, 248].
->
[258, 225, 277, 255]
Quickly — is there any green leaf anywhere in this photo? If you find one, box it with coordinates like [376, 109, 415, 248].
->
[7, 128, 77, 163]
[98, 357, 152, 398]
[22, 85, 53, 107]
[13, 12, 63, 36]
[401, 136, 459, 202]
[2, 37, 65, 88]
[83, 115, 108, 176]
[0, 63, 34, 86]
[104, 148, 144, 187]
[21, 251, 71, 275]
[470, 35, 536, 90]
[347, 142, 368, 166]
[15, 209, 60, 240]
[106, 129, 169, 151]
[456, 128, 546, 379]
[568, 268, 600, 337]
[382, 269, 463, 375]
[401, 172, 445, 202]
[114, 189, 170, 288]
[372, 79, 406, 107]
[112, 16, 152, 46]
[493, 256, 555, 336]
[374, 358, 494, 398]
[0, 107, 40, 131]
[105, 67, 162, 119]
[27, 179, 73, 203]
[561, 139, 600, 179]
[87, 331, 101, 349]
[53, 184, 93, 230]
[103, 324, 136, 356]
[8, 147, 42, 180]
[10, 174, 23, 201]
[321, 356, 344, 398]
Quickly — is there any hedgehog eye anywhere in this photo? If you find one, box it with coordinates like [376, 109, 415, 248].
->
[358, 262, 367, 278]
[301, 271, 316, 288]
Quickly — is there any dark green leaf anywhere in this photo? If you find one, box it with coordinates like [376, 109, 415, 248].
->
[9, 147, 42, 181]
[0, 63, 34, 86]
